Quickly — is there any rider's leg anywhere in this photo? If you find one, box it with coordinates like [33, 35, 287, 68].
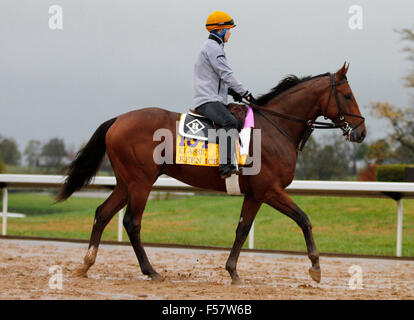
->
[195, 102, 239, 177]
[196, 101, 237, 131]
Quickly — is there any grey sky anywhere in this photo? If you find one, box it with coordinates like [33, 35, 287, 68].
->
[1, 0, 413, 155]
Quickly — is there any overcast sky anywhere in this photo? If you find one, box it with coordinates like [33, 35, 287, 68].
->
[1, 0, 414, 154]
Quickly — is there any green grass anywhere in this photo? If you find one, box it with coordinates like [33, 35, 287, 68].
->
[1, 192, 414, 257]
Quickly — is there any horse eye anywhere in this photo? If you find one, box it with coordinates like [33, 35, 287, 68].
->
[343, 93, 352, 100]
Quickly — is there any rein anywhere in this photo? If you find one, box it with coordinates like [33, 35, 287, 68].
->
[244, 73, 365, 151]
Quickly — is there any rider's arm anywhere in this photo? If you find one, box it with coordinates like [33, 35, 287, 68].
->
[205, 47, 248, 97]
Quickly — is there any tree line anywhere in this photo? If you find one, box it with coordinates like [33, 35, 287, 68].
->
[0, 137, 67, 168]
[0, 136, 112, 174]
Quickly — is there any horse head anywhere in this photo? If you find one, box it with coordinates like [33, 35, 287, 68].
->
[317, 62, 367, 143]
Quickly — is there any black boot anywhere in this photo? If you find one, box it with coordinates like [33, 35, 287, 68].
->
[217, 127, 241, 179]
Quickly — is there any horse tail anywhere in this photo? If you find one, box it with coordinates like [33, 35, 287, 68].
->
[56, 117, 117, 202]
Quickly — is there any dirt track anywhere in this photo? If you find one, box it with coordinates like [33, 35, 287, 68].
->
[0, 239, 413, 300]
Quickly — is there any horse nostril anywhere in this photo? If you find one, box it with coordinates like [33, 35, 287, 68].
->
[359, 130, 366, 141]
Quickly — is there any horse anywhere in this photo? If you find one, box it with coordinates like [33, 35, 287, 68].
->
[57, 62, 366, 284]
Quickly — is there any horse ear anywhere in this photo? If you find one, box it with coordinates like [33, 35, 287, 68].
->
[345, 62, 350, 74]
[337, 61, 349, 79]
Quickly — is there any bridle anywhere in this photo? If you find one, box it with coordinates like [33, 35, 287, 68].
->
[245, 72, 365, 151]
[322, 73, 365, 138]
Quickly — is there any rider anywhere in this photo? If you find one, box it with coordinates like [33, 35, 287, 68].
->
[193, 11, 257, 179]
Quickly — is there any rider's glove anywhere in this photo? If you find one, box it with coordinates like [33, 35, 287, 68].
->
[228, 88, 243, 103]
[243, 91, 258, 105]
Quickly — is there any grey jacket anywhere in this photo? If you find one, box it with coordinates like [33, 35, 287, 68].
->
[193, 33, 248, 108]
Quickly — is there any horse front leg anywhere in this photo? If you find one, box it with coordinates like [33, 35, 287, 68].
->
[225, 194, 262, 284]
[265, 189, 321, 283]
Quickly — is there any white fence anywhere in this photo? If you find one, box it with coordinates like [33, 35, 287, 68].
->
[1, 174, 414, 256]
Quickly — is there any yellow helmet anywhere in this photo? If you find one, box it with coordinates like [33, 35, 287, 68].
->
[205, 11, 236, 32]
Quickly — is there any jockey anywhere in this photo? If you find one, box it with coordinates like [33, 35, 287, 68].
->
[193, 11, 257, 179]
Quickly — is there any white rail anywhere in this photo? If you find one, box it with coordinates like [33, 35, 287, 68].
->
[1, 174, 413, 256]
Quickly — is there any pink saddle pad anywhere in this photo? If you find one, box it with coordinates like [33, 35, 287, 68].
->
[243, 105, 254, 128]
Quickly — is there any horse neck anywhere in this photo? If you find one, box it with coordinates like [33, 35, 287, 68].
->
[260, 82, 322, 148]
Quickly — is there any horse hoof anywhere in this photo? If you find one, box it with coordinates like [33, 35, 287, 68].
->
[72, 267, 88, 278]
[308, 267, 321, 283]
[150, 272, 164, 282]
[231, 277, 242, 285]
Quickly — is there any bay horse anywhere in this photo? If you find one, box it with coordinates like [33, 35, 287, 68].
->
[57, 62, 366, 284]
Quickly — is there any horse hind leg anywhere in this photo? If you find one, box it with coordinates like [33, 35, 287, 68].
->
[123, 181, 162, 281]
[73, 183, 127, 277]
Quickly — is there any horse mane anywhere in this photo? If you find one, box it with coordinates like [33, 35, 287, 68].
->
[256, 72, 330, 106]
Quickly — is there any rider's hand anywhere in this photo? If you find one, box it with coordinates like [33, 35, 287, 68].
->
[243, 91, 258, 105]
[228, 88, 243, 102]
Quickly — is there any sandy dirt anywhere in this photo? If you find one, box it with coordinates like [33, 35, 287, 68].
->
[0, 239, 413, 300]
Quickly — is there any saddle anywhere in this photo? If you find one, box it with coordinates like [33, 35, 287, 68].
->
[181, 103, 248, 141]
[227, 103, 249, 131]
